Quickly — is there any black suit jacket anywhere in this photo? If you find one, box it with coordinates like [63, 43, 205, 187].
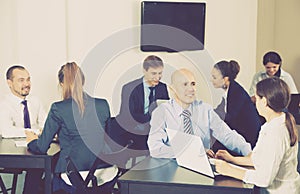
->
[214, 81, 261, 151]
[226, 81, 261, 148]
[110, 77, 169, 150]
[117, 77, 169, 131]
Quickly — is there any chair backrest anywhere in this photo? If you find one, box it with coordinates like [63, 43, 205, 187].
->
[105, 117, 150, 168]
[65, 140, 134, 193]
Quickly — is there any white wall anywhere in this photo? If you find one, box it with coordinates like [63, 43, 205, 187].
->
[0, 0, 67, 111]
[274, 0, 300, 90]
[0, 0, 258, 116]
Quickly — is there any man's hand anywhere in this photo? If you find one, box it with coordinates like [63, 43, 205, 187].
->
[206, 149, 215, 158]
[25, 130, 38, 143]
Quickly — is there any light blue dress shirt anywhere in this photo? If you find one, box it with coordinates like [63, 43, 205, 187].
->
[147, 99, 251, 158]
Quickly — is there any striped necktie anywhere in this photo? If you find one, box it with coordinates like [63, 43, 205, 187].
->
[182, 109, 193, 134]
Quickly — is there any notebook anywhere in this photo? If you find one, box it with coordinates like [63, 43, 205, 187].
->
[288, 94, 300, 124]
[165, 128, 247, 178]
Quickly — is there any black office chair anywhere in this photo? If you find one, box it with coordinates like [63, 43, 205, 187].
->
[0, 169, 22, 194]
[106, 117, 150, 160]
[63, 140, 134, 194]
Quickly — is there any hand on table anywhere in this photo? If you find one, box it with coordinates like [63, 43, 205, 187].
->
[215, 159, 231, 176]
[206, 149, 215, 158]
[215, 150, 234, 163]
[25, 130, 38, 143]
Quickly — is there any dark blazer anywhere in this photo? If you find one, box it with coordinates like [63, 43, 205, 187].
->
[111, 77, 169, 150]
[214, 81, 261, 151]
[28, 94, 111, 173]
[117, 77, 169, 130]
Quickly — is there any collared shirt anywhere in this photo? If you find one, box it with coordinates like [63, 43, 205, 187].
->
[147, 99, 251, 158]
[249, 69, 298, 96]
[222, 89, 228, 113]
[143, 78, 155, 114]
[243, 114, 300, 193]
[0, 93, 46, 138]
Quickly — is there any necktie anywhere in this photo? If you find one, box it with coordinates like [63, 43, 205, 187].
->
[149, 87, 155, 105]
[21, 100, 31, 129]
[182, 110, 193, 134]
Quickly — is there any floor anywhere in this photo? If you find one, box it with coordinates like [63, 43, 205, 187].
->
[0, 156, 145, 194]
[1, 172, 25, 193]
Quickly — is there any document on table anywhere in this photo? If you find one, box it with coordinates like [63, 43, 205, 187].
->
[15, 140, 28, 147]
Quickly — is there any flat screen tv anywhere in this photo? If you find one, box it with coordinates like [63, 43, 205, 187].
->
[141, 1, 206, 52]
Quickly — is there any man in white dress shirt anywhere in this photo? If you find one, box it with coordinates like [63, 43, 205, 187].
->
[0, 65, 46, 138]
[147, 68, 251, 158]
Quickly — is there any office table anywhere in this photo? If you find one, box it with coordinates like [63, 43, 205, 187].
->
[0, 138, 60, 194]
[119, 157, 256, 194]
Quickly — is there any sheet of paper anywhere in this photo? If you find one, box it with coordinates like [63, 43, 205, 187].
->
[15, 140, 28, 147]
[23, 128, 40, 134]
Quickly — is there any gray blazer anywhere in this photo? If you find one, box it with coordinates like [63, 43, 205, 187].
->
[28, 94, 111, 173]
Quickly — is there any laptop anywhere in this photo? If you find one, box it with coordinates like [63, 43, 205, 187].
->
[165, 128, 247, 178]
[288, 94, 300, 124]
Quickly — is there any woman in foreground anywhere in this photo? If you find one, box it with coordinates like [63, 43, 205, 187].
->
[215, 77, 299, 194]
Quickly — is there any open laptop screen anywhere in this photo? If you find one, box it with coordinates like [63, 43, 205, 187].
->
[165, 128, 249, 178]
[165, 128, 215, 178]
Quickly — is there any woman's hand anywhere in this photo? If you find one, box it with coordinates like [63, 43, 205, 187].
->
[25, 130, 38, 143]
[215, 150, 234, 163]
[215, 159, 231, 176]
[215, 158, 246, 181]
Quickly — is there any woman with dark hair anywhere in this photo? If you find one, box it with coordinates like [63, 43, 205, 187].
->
[25, 62, 116, 193]
[249, 51, 298, 103]
[211, 60, 261, 154]
[215, 77, 300, 194]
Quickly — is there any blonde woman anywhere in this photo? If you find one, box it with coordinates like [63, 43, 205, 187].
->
[25, 62, 115, 194]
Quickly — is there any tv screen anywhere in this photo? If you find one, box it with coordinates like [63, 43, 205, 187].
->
[141, 1, 206, 52]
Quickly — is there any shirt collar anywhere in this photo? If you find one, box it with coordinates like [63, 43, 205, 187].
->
[7, 93, 30, 104]
[260, 71, 271, 78]
[171, 99, 193, 117]
[223, 88, 228, 99]
[143, 77, 152, 88]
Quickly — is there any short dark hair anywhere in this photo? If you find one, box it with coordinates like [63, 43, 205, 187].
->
[6, 65, 26, 80]
[143, 55, 164, 71]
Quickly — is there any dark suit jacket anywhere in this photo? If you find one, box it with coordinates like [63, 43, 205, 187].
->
[28, 94, 111, 173]
[214, 81, 261, 151]
[117, 77, 169, 131]
[111, 77, 169, 150]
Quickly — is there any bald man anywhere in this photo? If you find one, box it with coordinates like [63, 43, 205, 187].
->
[147, 68, 251, 158]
